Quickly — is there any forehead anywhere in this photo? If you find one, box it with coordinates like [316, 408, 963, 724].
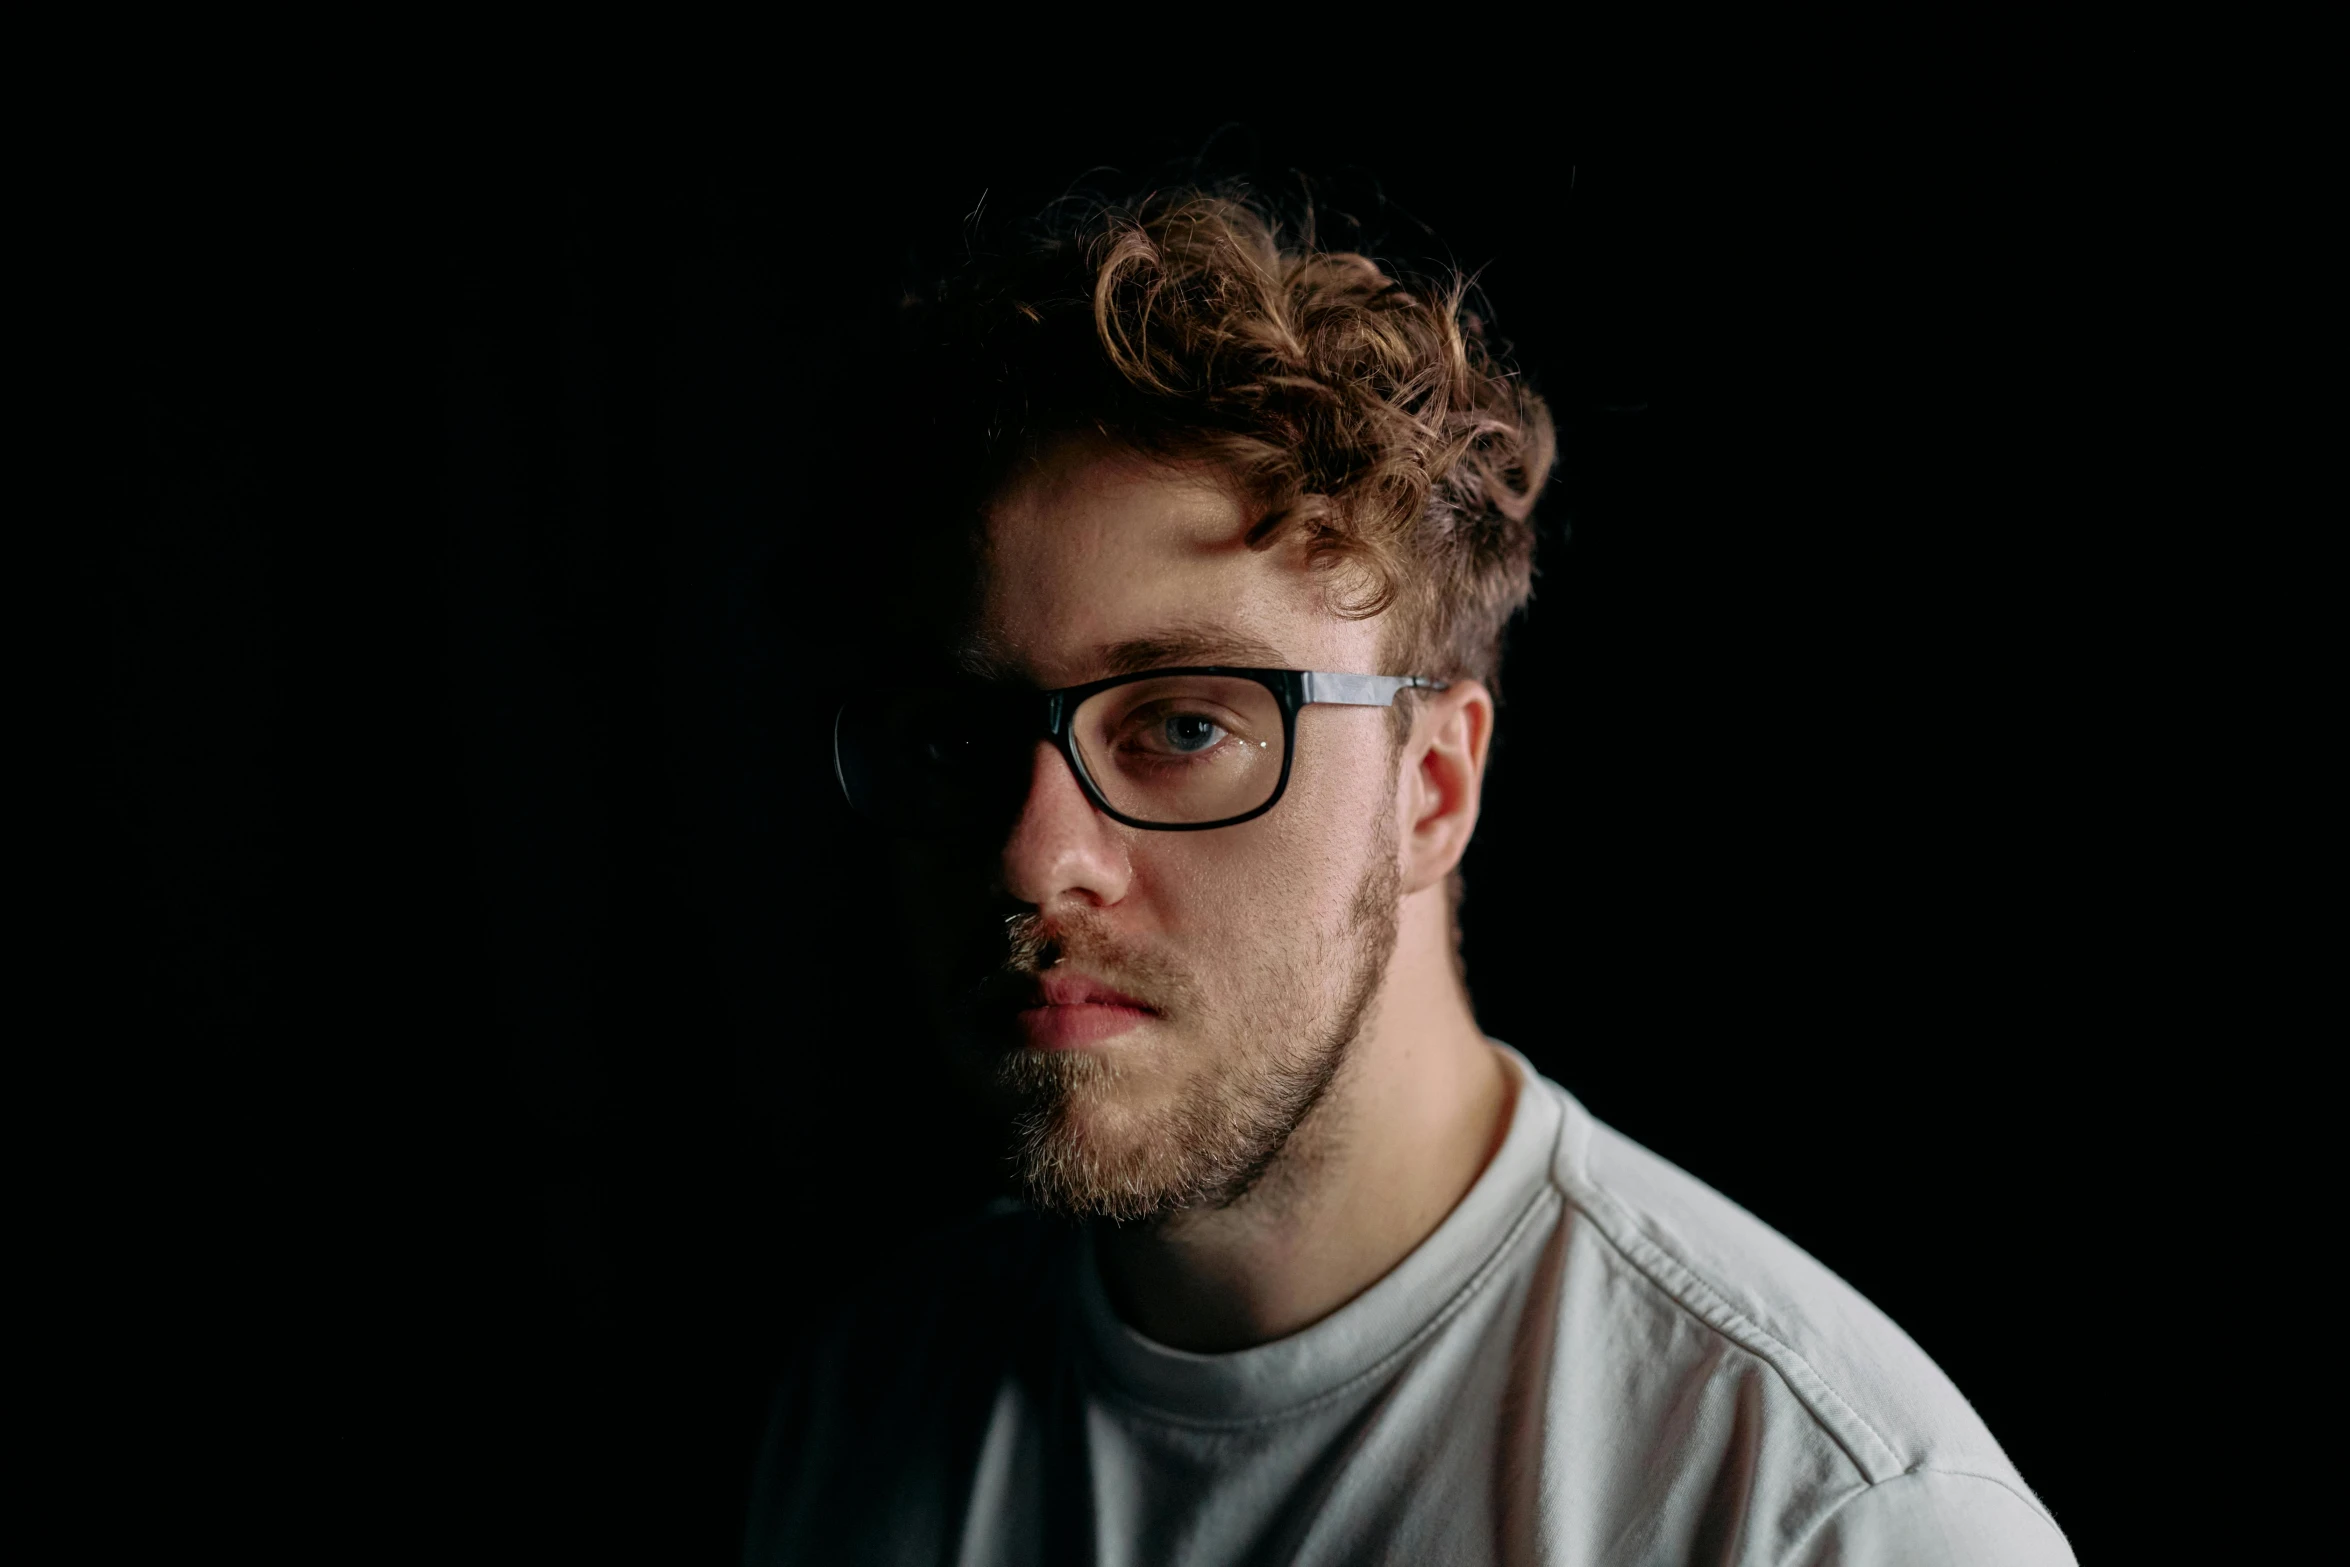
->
[974, 439, 1376, 687]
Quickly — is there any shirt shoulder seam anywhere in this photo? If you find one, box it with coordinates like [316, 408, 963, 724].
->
[1544, 1095, 1905, 1481]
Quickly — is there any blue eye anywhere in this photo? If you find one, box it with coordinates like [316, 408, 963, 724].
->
[1162, 715, 1223, 753]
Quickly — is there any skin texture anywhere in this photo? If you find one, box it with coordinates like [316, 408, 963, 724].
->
[898, 435, 1515, 1354]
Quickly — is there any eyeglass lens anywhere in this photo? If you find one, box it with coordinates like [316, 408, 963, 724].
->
[840, 675, 1289, 829]
[1070, 674, 1287, 825]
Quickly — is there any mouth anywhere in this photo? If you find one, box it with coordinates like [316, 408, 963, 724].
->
[1010, 971, 1161, 1051]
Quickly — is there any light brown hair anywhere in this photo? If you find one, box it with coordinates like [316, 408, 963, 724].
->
[900, 189, 1558, 694]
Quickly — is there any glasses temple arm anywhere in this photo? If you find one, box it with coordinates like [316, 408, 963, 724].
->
[1298, 673, 1450, 707]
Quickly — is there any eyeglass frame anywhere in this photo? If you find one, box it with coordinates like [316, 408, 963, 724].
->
[834, 666, 1452, 833]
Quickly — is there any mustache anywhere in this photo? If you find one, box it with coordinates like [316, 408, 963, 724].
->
[1002, 911, 1062, 976]
[966, 909, 1192, 1018]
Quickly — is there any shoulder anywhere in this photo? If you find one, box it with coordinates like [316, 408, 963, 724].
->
[774, 1203, 1064, 1419]
[744, 1207, 1064, 1565]
[1521, 1069, 2073, 1563]
[1786, 1469, 2076, 1565]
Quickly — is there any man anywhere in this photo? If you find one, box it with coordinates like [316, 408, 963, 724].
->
[747, 191, 2073, 1566]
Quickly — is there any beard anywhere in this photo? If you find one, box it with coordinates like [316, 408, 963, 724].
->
[985, 822, 1404, 1224]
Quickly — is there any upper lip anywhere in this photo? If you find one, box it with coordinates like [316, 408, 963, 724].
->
[1024, 972, 1157, 1011]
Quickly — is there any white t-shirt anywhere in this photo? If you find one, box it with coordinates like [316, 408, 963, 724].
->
[747, 1046, 2074, 1565]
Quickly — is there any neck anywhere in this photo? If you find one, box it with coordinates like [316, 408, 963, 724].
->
[1095, 882, 1516, 1353]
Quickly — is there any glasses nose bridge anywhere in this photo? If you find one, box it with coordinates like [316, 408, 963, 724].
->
[1010, 715, 1116, 848]
[1037, 687, 1109, 815]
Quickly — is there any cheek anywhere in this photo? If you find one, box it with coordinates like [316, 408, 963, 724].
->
[1277, 714, 1401, 866]
[1133, 741, 1390, 936]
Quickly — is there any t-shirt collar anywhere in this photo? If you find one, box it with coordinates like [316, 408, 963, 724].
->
[1073, 1043, 1563, 1424]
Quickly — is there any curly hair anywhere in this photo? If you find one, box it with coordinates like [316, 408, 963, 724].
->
[897, 189, 1557, 694]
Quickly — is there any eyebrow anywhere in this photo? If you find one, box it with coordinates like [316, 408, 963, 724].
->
[956, 622, 1294, 684]
[1093, 624, 1294, 677]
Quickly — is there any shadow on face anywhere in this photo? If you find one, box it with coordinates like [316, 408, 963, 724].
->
[877, 437, 1413, 1217]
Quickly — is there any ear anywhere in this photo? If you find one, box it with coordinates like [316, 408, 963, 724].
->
[1398, 680, 1494, 897]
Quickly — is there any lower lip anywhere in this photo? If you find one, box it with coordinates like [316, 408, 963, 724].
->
[1015, 1003, 1156, 1050]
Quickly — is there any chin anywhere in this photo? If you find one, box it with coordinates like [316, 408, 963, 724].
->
[990, 987, 1364, 1221]
[1000, 1056, 1203, 1221]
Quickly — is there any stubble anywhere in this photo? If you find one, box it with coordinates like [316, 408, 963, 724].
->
[992, 820, 1404, 1223]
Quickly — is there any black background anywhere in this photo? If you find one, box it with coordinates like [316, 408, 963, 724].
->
[85, 89, 2186, 1562]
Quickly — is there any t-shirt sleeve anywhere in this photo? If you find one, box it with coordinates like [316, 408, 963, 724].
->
[1787, 1469, 2076, 1567]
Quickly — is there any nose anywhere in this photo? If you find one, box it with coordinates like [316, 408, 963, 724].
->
[999, 739, 1132, 910]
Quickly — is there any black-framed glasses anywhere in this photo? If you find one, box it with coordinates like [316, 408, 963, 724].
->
[834, 667, 1449, 833]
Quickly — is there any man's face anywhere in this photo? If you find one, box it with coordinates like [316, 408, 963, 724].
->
[895, 438, 1410, 1221]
